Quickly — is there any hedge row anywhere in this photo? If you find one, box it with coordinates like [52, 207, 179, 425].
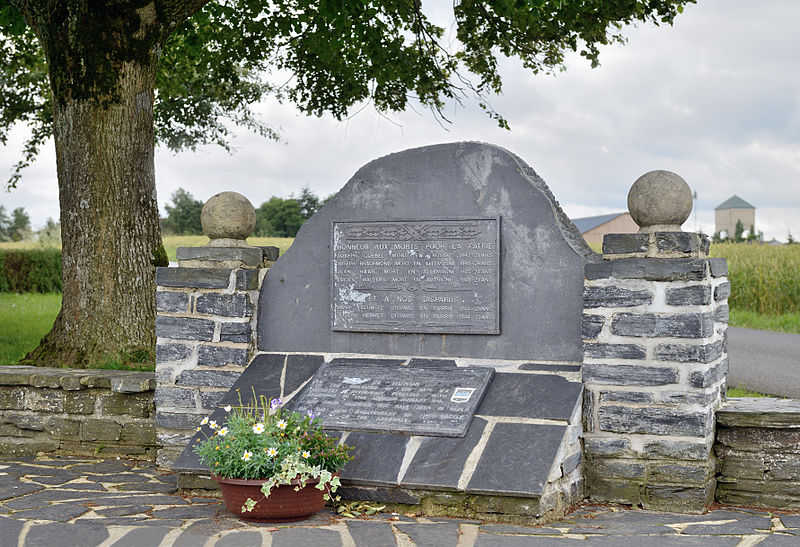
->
[0, 249, 62, 293]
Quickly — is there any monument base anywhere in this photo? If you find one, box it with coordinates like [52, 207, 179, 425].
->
[173, 352, 584, 519]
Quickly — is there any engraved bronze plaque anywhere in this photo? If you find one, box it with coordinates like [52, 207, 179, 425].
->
[331, 218, 500, 334]
[293, 362, 494, 437]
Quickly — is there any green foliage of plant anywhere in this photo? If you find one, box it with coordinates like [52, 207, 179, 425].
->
[162, 188, 204, 235]
[255, 197, 305, 238]
[194, 392, 352, 501]
[710, 243, 800, 315]
[727, 385, 774, 398]
[0, 292, 60, 364]
[0, 248, 61, 293]
[729, 309, 800, 335]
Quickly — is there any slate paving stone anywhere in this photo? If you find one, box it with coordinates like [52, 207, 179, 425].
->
[153, 473, 178, 484]
[74, 516, 152, 526]
[27, 472, 83, 485]
[327, 358, 406, 367]
[25, 521, 109, 547]
[0, 516, 23, 543]
[347, 520, 398, 547]
[270, 528, 343, 547]
[96, 505, 148, 517]
[394, 522, 460, 547]
[173, 519, 245, 547]
[759, 534, 800, 546]
[563, 511, 683, 535]
[3, 489, 124, 509]
[111, 526, 171, 547]
[401, 418, 487, 489]
[780, 515, 800, 528]
[467, 423, 566, 496]
[407, 358, 457, 368]
[0, 479, 42, 501]
[476, 373, 581, 420]
[51, 482, 110, 491]
[479, 524, 563, 535]
[99, 494, 189, 506]
[681, 515, 774, 535]
[85, 473, 150, 483]
[148, 504, 224, 520]
[283, 354, 325, 395]
[519, 363, 581, 372]
[70, 461, 136, 474]
[215, 530, 264, 547]
[12, 503, 91, 522]
[113, 481, 178, 493]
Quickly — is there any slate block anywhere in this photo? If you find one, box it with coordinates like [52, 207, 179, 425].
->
[0, 518, 23, 546]
[715, 281, 732, 302]
[603, 233, 650, 254]
[599, 390, 654, 403]
[195, 293, 253, 318]
[585, 258, 709, 281]
[156, 316, 215, 341]
[283, 354, 325, 395]
[401, 417, 487, 489]
[476, 373, 581, 420]
[582, 314, 605, 339]
[156, 343, 192, 363]
[271, 528, 342, 547]
[215, 531, 264, 547]
[665, 285, 712, 306]
[155, 386, 195, 408]
[709, 257, 728, 277]
[197, 345, 248, 367]
[598, 405, 712, 436]
[467, 423, 566, 496]
[689, 358, 728, 388]
[327, 357, 406, 366]
[610, 313, 713, 338]
[219, 322, 251, 343]
[346, 520, 397, 547]
[519, 363, 581, 372]
[583, 437, 631, 457]
[583, 286, 653, 308]
[584, 363, 678, 386]
[113, 527, 171, 547]
[642, 438, 711, 460]
[156, 291, 190, 313]
[655, 232, 706, 254]
[155, 412, 207, 430]
[408, 358, 457, 368]
[177, 246, 262, 266]
[561, 451, 582, 476]
[199, 391, 226, 410]
[25, 522, 109, 547]
[235, 269, 261, 290]
[176, 370, 241, 389]
[654, 340, 723, 363]
[156, 267, 231, 289]
[341, 432, 408, 484]
[584, 343, 646, 360]
[715, 303, 729, 323]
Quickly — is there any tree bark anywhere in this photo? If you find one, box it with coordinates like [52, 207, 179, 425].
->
[18, 2, 171, 367]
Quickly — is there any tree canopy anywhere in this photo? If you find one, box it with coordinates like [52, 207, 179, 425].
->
[0, 0, 695, 369]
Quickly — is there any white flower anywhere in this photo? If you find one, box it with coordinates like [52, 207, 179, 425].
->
[223, 405, 232, 412]
[252, 422, 265, 434]
[301, 451, 311, 459]
[200, 417, 209, 425]
[277, 420, 287, 430]
[267, 447, 278, 457]
[241, 450, 252, 462]
[217, 427, 228, 436]
[209, 420, 218, 429]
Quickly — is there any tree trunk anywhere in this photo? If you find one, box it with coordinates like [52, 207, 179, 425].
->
[22, 20, 164, 367]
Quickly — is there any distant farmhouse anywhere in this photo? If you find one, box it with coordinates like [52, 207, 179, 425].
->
[715, 195, 755, 238]
[571, 212, 638, 246]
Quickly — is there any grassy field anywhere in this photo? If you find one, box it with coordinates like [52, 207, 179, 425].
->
[0, 293, 60, 364]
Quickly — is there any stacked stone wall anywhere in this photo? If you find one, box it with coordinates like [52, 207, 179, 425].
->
[154, 266, 266, 467]
[582, 233, 728, 512]
[0, 367, 156, 459]
[716, 398, 800, 509]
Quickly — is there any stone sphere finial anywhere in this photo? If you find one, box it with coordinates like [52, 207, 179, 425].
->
[201, 191, 256, 246]
[627, 170, 693, 232]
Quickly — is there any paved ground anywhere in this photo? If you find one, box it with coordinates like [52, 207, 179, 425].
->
[1, 456, 799, 546]
[728, 327, 800, 398]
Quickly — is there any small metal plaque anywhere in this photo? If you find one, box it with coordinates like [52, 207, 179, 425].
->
[331, 218, 500, 334]
[293, 363, 494, 437]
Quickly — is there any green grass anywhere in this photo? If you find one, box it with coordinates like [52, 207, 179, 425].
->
[729, 309, 800, 335]
[0, 293, 61, 364]
[726, 385, 774, 398]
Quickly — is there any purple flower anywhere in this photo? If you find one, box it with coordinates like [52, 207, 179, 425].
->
[306, 409, 315, 419]
[270, 398, 283, 409]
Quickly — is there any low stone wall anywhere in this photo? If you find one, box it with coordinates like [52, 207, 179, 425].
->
[0, 366, 156, 459]
[715, 398, 800, 509]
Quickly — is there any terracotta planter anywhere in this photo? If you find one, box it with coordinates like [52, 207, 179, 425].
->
[212, 474, 334, 522]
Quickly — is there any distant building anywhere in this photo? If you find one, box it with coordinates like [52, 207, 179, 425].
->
[571, 212, 638, 247]
[715, 195, 755, 238]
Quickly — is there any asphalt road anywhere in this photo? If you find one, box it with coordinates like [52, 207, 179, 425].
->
[727, 326, 800, 398]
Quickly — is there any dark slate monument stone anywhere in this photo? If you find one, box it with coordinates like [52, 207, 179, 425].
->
[259, 142, 593, 360]
[293, 362, 493, 437]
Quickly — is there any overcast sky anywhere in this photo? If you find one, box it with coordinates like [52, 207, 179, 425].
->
[1, 0, 798, 241]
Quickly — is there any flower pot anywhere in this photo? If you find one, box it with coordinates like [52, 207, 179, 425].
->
[212, 474, 332, 522]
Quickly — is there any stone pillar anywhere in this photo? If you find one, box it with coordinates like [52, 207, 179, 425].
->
[154, 192, 272, 468]
[582, 171, 729, 512]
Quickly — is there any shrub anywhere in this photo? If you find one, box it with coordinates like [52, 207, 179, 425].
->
[0, 249, 62, 293]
